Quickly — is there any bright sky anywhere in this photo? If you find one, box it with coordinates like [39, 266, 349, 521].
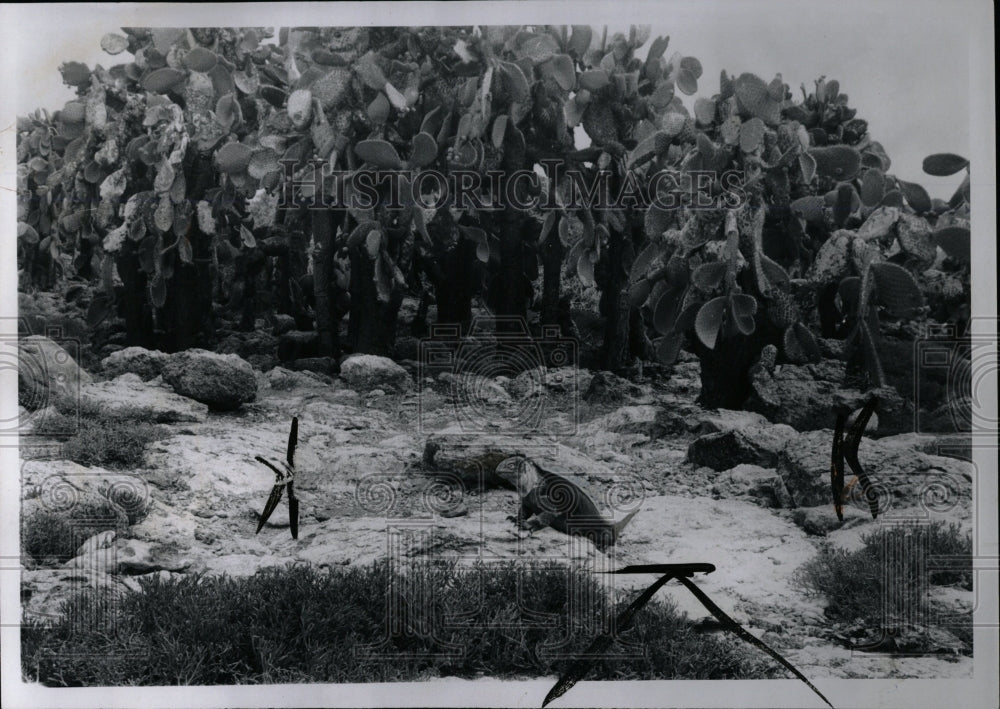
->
[3, 2, 978, 199]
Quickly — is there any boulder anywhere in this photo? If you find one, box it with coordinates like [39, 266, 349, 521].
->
[582, 370, 640, 405]
[18, 335, 92, 410]
[266, 366, 334, 390]
[115, 538, 196, 575]
[578, 405, 667, 440]
[746, 359, 907, 435]
[877, 432, 971, 462]
[161, 349, 257, 410]
[393, 335, 421, 362]
[277, 330, 320, 362]
[777, 429, 974, 517]
[18, 292, 88, 342]
[509, 366, 595, 399]
[685, 408, 772, 435]
[81, 373, 209, 423]
[290, 357, 339, 376]
[686, 423, 797, 472]
[66, 530, 120, 573]
[439, 372, 512, 406]
[340, 354, 412, 393]
[789, 505, 870, 536]
[271, 313, 296, 336]
[246, 354, 278, 372]
[119, 570, 187, 593]
[74, 530, 118, 558]
[601, 403, 774, 445]
[100, 346, 168, 381]
[687, 415, 972, 521]
[217, 330, 278, 360]
[712, 464, 793, 508]
[745, 360, 845, 431]
[576, 402, 764, 442]
[546, 366, 593, 394]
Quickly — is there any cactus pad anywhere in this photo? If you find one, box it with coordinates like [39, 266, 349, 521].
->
[870, 261, 923, 317]
[807, 145, 861, 181]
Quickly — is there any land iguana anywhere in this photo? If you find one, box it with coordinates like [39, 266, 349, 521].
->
[495, 456, 639, 552]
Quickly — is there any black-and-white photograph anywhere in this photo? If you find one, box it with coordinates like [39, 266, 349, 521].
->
[1, 3, 996, 708]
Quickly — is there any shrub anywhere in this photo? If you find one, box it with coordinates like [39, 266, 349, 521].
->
[21, 499, 127, 565]
[21, 511, 78, 564]
[795, 521, 972, 626]
[23, 561, 779, 686]
[33, 398, 161, 469]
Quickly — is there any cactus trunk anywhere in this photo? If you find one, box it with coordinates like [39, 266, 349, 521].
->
[493, 218, 529, 329]
[349, 245, 403, 357]
[311, 208, 342, 357]
[601, 232, 631, 372]
[540, 221, 564, 329]
[116, 244, 155, 349]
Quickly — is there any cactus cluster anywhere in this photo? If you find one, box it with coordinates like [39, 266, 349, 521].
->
[15, 25, 971, 410]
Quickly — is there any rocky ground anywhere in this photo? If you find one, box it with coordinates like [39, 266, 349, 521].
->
[18, 338, 975, 681]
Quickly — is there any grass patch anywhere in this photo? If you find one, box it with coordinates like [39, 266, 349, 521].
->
[21, 500, 126, 565]
[796, 521, 972, 648]
[32, 398, 162, 469]
[23, 560, 781, 686]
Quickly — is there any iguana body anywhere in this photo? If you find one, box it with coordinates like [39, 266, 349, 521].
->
[497, 456, 639, 552]
[421, 440, 517, 490]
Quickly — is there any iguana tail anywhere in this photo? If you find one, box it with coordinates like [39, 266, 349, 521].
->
[613, 508, 640, 539]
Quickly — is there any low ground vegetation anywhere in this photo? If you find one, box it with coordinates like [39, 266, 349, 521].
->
[23, 561, 779, 685]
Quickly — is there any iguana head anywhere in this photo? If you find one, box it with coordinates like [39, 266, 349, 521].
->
[494, 455, 539, 496]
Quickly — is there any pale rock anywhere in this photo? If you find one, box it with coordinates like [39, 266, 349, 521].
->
[340, 354, 412, 393]
[439, 372, 512, 406]
[100, 346, 168, 381]
[508, 366, 594, 399]
[687, 423, 797, 472]
[81, 373, 209, 422]
[161, 349, 258, 410]
[777, 428, 973, 517]
[18, 335, 92, 410]
[74, 529, 117, 557]
[115, 538, 196, 575]
[582, 370, 638, 405]
[266, 366, 334, 390]
[712, 464, 793, 508]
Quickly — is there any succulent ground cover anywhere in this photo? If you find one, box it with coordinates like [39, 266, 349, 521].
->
[22, 561, 780, 686]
